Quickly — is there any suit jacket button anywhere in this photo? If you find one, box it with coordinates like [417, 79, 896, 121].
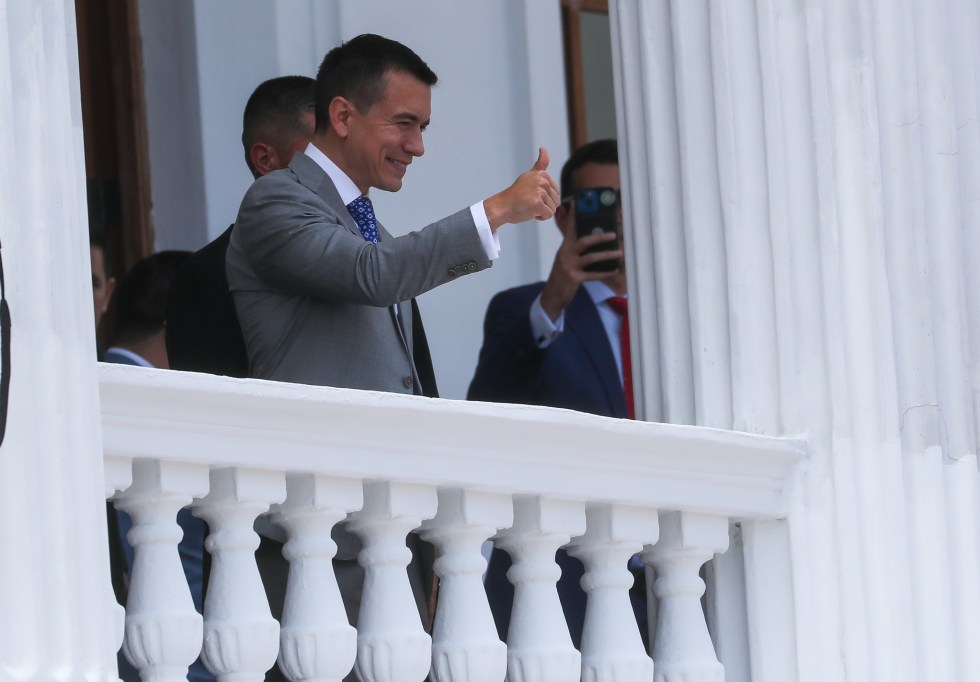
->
[403, 376, 414, 389]
[448, 267, 457, 277]
[467, 261, 477, 271]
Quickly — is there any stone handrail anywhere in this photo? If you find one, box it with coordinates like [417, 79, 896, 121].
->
[99, 363, 805, 682]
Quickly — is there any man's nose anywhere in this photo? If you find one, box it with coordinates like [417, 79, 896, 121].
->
[406, 130, 424, 157]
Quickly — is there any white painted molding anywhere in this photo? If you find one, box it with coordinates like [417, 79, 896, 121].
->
[98, 364, 805, 520]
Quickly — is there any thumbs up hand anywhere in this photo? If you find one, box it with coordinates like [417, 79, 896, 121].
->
[531, 147, 550, 172]
[483, 147, 561, 230]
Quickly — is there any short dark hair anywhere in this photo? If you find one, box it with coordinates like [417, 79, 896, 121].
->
[315, 34, 438, 133]
[112, 250, 189, 346]
[242, 76, 316, 176]
[560, 139, 619, 201]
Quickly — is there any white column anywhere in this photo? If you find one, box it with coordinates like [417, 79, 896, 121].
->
[114, 459, 210, 681]
[567, 504, 656, 682]
[494, 496, 584, 682]
[418, 488, 512, 682]
[644, 512, 728, 682]
[612, 0, 980, 680]
[0, 1, 118, 679]
[194, 467, 287, 681]
[346, 481, 437, 682]
[276, 473, 363, 682]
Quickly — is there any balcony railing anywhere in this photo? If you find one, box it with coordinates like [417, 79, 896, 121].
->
[99, 362, 805, 682]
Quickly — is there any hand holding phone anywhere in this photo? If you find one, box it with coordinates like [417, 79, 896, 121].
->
[573, 186, 621, 272]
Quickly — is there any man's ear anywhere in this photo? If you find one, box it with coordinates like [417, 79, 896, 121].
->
[249, 142, 279, 178]
[329, 96, 355, 139]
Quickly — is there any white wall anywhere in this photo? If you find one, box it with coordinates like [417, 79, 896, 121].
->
[139, 0, 570, 398]
[139, 0, 208, 251]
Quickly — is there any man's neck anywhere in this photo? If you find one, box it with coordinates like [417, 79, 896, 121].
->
[115, 332, 168, 369]
[307, 136, 364, 204]
[609, 270, 628, 296]
[315, 134, 353, 183]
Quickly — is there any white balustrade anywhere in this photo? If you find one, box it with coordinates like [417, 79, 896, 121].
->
[276, 473, 363, 682]
[568, 503, 657, 682]
[113, 458, 210, 682]
[346, 480, 438, 682]
[419, 488, 513, 682]
[98, 365, 804, 682]
[193, 467, 286, 681]
[645, 511, 730, 682]
[495, 496, 584, 682]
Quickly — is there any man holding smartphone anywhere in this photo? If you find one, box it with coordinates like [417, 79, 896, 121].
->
[468, 138, 628, 420]
[468, 139, 645, 651]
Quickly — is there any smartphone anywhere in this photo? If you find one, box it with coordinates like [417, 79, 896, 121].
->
[574, 186, 621, 272]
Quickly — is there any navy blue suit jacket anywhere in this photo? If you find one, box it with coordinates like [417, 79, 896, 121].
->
[468, 282, 626, 418]
[469, 282, 645, 650]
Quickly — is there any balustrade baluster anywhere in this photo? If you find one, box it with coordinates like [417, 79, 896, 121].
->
[193, 467, 286, 681]
[419, 488, 512, 682]
[113, 458, 210, 682]
[275, 473, 363, 682]
[568, 503, 656, 681]
[644, 511, 729, 682]
[494, 496, 584, 682]
[346, 480, 437, 682]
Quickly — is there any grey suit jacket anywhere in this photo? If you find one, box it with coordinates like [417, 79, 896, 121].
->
[227, 152, 491, 393]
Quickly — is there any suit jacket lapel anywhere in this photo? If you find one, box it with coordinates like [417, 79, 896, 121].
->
[289, 153, 362, 239]
[565, 289, 627, 416]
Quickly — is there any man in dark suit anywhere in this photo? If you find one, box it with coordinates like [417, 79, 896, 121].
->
[468, 139, 626, 417]
[468, 139, 647, 649]
[105, 251, 191, 369]
[165, 76, 316, 378]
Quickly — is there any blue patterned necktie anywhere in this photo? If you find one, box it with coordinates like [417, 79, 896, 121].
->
[347, 195, 379, 243]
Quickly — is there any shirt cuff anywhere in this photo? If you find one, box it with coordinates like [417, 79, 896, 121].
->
[471, 202, 500, 261]
[530, 294, 564, 348]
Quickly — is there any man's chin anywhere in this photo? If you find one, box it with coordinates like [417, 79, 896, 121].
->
[377, 177, 404, 193]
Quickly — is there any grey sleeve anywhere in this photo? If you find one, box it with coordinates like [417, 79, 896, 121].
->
[232, 176, 491, 307]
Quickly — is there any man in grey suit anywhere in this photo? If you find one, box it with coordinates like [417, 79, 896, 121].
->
[227, 33, 559, 395]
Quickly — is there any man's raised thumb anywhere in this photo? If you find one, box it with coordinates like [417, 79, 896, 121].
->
[531, 147, 549, 171]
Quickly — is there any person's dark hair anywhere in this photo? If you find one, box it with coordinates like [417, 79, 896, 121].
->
[560, 139, 619, 201]
[112, 251, 189, 346]
[242, 76, 316, 176]
[315, 34, 438, 133]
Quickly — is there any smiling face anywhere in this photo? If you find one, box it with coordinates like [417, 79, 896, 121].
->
[331, 69, 431, 194]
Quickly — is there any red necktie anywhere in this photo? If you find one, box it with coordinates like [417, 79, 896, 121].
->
[607, 296, 634, 419]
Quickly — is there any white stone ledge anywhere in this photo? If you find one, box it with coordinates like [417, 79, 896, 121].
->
[99, 363, 806, 519]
